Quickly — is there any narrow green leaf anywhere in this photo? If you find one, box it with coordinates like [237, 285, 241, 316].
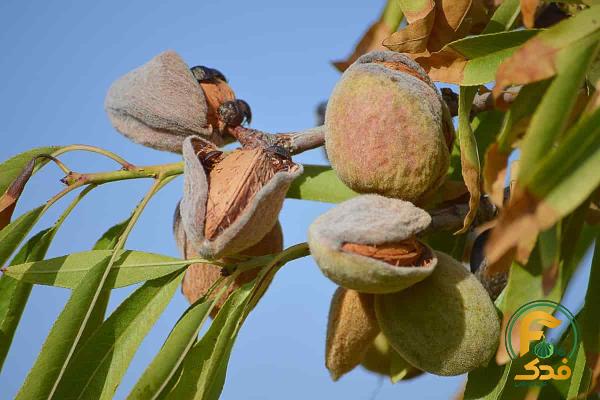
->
[79, 218, 133, 346]
[53, 270, 184, 400]
[0, 206, 45, 266]
[463, 361, 511, 400]
[389, 352, 413, 384]
[496, 80, 551, 152]
[93, 219, 132, 251]
[482, 0, 520, 34]
[4, 250, 188, 289]
[495, 6, 600, 95]
[0, 146, 62, 195]
[525, 107, 600, 218]
[128, 296, 215, 400]
[166, 283, 254, 400]
[286, 164, 356, 203]
[518, 38, 600, 182]
[1, 186, 92, 372]
[566, 343, 589, 399]
[426, 30, 539, 85]
[15, 256, 113, 399]
[456, 86, 480, 233]
[0, 228, 54, 372]
[581, 230, 600, 354]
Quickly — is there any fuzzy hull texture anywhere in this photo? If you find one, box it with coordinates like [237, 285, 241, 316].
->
[375, 251, 500, 376]
[325, 51, 452, 203]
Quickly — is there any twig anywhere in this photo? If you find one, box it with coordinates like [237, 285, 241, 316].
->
[441, 88, 519, 117]
[228, 125, 326, 155]
[424, 196, 497, 235]
[59, 162, 183, 187]
[51, 144, 136, 171]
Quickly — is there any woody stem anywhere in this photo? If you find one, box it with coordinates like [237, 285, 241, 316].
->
[228, 125, 326, 155]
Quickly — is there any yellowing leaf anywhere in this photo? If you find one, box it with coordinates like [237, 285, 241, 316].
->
[456, 86, 480, 233]
[485, 106, 600, 271]
[493, 6, 600, 98]
[520, 0, 541, 28]
[0, 158, 37, 229]
[413, 29, 538, 84]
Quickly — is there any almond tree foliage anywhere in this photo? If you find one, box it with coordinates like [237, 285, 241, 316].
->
[0, 1, 599, 399]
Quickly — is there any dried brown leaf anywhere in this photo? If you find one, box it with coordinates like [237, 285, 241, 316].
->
[333, 21, 394, 72]
[482, 143, 509, 208]
[414, 48, 468, 83]
[0, 158, 36, 229]
[384, 0, 488, 55]
[521, 0, 541, 28]
[484, 187, 558, 275]
[493, 37, 558, 99]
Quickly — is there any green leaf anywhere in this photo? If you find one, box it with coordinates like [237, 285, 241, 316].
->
[482, 0, 520, 34]
[4, 250, 189, 289]
[166, 283, 254, 400]
[496, 80, 551, 151]
[52, 270, 184, 400]
[1, 186, 92, 372]
[456, 86, 480, 233]
[165, 244, 308, 400]
[495, 6, 600, 94]
[93, 219, 132, 251]
[420, 30, 540, 85]
[15, 256, 113, 399]
[581, 230, 600, 355]
[525, 107, 600, 218]
[518, 38, 600, 183]
[0, 228, 54, 372]
[389, 352, 414, 384]
[463, 361, 511, 400]
[286, 164, 356, 203]
[128, 295, 215, 399]
[566, 343, 589, 400]
[79, 218, 133, 346]
[0, 146, 61, 195]
[0, 206, 45, 266]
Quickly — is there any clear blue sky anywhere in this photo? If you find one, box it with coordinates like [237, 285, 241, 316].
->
[0, 1, 592, 399]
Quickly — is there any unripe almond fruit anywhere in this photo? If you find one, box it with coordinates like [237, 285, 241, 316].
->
[308, 195, 436, 294]
[326, 287, 379, 380]
[325, 51, 453, 203]
[375, 251, 500, 376]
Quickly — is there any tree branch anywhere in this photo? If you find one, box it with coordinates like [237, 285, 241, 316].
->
[441, 88, 519, 118]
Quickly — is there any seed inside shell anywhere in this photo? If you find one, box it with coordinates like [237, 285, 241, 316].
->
[308, 195, 437, 294]
[341, 238, 427, 267]
[204, 147, 297, 240]
[180, 136, 302, 258]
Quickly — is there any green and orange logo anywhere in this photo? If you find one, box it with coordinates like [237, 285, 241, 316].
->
[505, 300, 579, 383]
